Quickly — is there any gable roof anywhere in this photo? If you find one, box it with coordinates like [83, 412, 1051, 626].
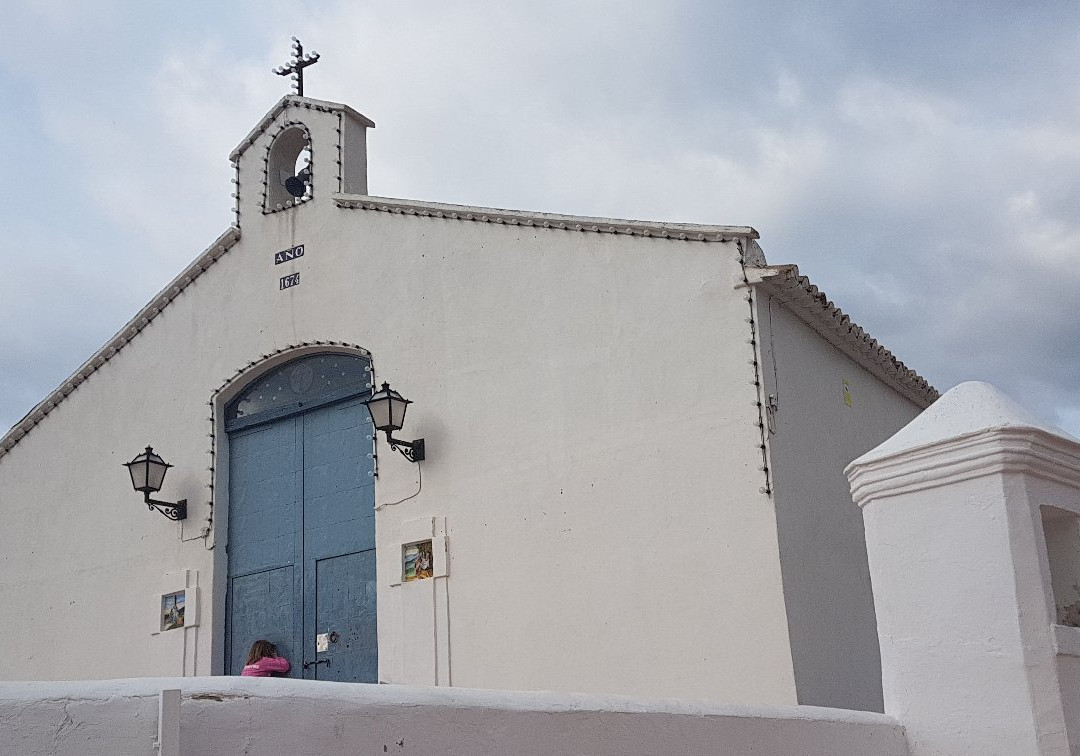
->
[743, 265, 938, 408]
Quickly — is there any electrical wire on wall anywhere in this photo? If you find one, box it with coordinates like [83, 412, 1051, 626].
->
[379, 461, 423, 508]
[765, 297, 780, 435]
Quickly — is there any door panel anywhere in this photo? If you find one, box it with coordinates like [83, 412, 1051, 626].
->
[226, 419, 304, 673]
[226, 419, 303, 576]
[226, 566, 297, 676]
[313, 550, 378, 682]
[302, 398, 376, 680]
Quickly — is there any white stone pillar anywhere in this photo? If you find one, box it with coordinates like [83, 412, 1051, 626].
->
[846, 381, 1080, 755]
[158, 688, 181, 756]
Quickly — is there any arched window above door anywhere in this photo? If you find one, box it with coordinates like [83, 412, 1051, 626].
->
[225, 353, 372, 430]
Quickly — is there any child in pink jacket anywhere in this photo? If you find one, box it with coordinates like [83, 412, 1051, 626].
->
[241, 640, 291, 677]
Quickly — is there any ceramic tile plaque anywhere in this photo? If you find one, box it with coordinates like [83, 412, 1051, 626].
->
[403, 540, 433, 582]
[161, 590, 186, 631]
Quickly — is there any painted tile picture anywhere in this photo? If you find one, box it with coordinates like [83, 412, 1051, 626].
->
[402, 540, 433, 582]
[161, 590, 185, 631]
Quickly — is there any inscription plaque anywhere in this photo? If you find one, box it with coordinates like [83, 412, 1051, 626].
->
[274, 244, 305, 265]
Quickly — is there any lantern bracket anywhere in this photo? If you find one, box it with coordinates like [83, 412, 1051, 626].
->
[145, 494, 188, 521]
[386, 434, 425, 463]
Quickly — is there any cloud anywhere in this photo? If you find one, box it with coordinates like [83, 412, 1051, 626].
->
[3, 0, 1080, 440]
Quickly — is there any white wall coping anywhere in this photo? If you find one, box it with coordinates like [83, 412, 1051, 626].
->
[0, 677, 901, 726]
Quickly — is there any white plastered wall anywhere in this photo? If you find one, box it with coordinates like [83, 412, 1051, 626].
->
[755, 296, 923, 712]
[0, 99, 795, 705]
[0, 345, 218, 680]
[866, 470, 1053, 753]
[847, 381, 1080, 754]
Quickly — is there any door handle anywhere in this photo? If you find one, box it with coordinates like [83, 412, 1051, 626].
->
[302, 658, 330, 670]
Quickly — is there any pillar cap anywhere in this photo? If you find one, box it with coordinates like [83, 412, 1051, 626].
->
[852, 381, 1076, 468]
[846, 382, 1080, 508]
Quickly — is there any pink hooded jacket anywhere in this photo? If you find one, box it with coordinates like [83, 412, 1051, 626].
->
[241, 656, 291, 677]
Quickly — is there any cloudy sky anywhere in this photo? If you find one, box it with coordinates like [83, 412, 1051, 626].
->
[3, 1, 1079, 437]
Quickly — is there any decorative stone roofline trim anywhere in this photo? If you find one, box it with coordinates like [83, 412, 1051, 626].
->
[332, 194, 760, 243]
[229, 96, 375, 162]
[741, 265, 938, 409]
[0, 227, 243, 461]
[846, 426, 1080, 508]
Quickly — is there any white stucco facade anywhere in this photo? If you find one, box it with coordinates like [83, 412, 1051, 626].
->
[753, 288, 924, 712]
[0, 96, 935, 710]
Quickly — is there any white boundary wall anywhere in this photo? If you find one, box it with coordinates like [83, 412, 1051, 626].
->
[0, 678, 908, 756]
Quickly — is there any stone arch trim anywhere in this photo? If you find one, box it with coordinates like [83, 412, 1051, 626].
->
[204, 341, 375, 544]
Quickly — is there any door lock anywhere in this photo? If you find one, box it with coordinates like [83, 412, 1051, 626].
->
[316, 630, 340, 653]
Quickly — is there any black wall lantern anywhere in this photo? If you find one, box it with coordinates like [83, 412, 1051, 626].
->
[124, 446, 187, 520]
[364, 382, 425, 462]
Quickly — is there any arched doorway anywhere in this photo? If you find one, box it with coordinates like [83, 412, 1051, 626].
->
[224, 352, 377, 681]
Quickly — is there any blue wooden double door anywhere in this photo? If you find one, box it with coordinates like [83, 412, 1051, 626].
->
[225, 354, 376, 681]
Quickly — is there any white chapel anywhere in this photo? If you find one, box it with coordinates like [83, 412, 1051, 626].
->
[0, 84, 939, 717]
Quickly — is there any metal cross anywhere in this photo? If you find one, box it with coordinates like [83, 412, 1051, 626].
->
[273, 37, 320, 97]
